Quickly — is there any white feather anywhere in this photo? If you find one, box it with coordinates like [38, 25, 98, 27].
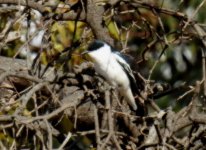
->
[87, 42, 137, 110]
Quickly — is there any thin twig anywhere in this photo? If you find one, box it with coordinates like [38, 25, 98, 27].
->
[94, 105, 101, 149]
[44, 119, 52, 150]
[182, 0, 206, 31]
[57, 132, 72, 150]
[201, 49, 206, 96]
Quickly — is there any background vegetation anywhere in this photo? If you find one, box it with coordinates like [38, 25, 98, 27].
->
[0, 0, 206, 149]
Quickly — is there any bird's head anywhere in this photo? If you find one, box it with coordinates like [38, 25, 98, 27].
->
[82, 40, 111, 62]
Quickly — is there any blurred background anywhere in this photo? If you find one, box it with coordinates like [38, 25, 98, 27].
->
[0, 0, 206, 149]
[1, 0, 205, 110]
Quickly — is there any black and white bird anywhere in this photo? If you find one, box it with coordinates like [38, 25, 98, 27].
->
[83, 40, 138, 110]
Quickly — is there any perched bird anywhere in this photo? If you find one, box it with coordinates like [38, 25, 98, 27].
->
[82, 40, 138, 110]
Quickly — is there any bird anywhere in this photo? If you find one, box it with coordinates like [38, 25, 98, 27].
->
[82, 40, 138, 110]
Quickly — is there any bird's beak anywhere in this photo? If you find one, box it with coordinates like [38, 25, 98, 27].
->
[81, 50, 89, 56]
[81, 50, 94, 62]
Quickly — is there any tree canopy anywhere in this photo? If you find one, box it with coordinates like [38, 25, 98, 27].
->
[0, 0, 206, 149]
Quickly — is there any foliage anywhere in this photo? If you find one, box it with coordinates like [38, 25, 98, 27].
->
[0, 0, 206, 149]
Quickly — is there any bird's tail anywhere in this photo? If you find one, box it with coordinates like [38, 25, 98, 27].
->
[121, 88, 137, 110]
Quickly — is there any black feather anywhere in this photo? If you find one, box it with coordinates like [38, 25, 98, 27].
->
[88, 40, 104, 52]
[114, 54, 139, 94]
[113, 51, 134, 65]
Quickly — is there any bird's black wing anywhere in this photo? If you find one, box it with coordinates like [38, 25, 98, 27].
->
[111, 47, 134, 64]
[114, 52, 146, 116]
[87, 40, 104, 51]
[113, 52, 139, 94]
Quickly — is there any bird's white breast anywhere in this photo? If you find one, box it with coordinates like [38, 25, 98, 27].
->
[101, 57, 128, 86]
[88, 45, 130, 89]
[86, 41, 137, 110]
